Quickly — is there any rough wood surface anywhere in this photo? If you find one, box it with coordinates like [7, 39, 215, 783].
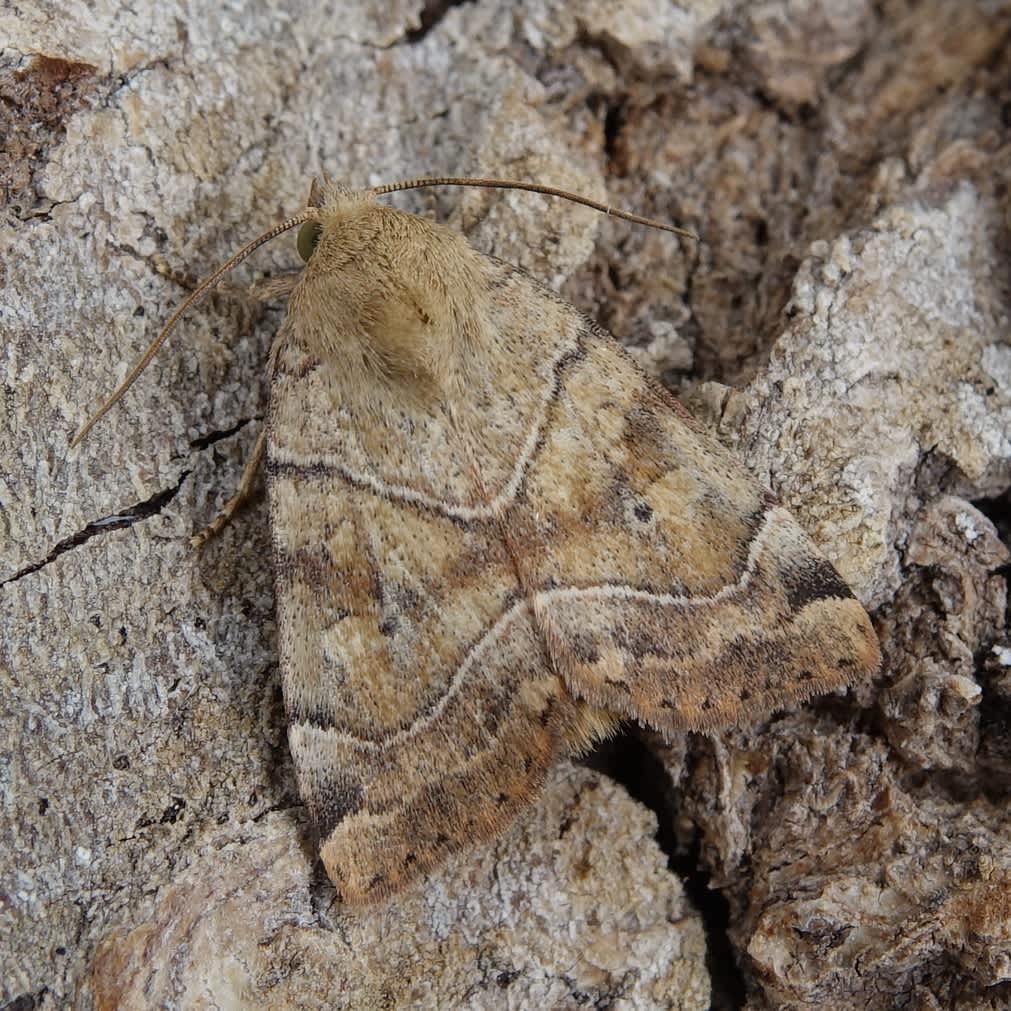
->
[2, 1, 1009, 1009]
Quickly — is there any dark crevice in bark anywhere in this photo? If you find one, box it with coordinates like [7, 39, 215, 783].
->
[189, 416, 258, 452]
[1, 989, 48, 1011]
[405, 0, 474, 44]
[602, 98, 627, 168]
[2, 473, 189, 588]
[973, 485, 1011, 554]
[584, 730, 747, 1010]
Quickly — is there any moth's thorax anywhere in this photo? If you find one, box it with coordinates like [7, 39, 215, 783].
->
[268, 255, 589, 515]
[287, 192, 491, 398]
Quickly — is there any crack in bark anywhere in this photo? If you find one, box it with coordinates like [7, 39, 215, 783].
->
[189, 416, 258, 451]
[1, 472, 190, 589]
[4, 419, 261, 588]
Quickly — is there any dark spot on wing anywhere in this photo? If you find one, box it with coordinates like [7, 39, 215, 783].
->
[633, 500, 653, 523]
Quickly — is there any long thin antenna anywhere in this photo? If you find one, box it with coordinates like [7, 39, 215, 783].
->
[70, 211, 310, 448]
[372, 176, 697, 240]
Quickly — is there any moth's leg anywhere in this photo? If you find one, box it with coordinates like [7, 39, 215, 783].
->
[153, 255, 300, 303]
[191, 426, 268, 548]
[248, 272, 300, 301]
[151, 254, 203, 291]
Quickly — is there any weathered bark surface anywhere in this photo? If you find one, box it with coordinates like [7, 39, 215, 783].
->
[2, 1, 1009, 1008]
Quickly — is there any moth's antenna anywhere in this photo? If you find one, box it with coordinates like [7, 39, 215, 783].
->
[372, 176, 697, 240]
[73, 176, 693, 447]
[70, 211, 311, 448]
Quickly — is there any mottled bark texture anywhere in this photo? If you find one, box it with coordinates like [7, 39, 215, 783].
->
[2, 1, 1009, 1009]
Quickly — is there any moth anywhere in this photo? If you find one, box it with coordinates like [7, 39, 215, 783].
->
[75, 175, 881, 903]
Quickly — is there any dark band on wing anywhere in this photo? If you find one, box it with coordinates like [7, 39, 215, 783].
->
[778, 554, 856, 610]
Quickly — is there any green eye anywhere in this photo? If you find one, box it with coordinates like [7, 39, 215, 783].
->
[297, 221, 323, 262]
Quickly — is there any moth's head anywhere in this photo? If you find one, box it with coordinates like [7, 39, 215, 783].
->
[287, 177, 487, 392]
[70, 175, 691, 450]
[293, 178, 377, 263]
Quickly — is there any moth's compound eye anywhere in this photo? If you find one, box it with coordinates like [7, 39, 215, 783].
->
[297, 221, 323, 262]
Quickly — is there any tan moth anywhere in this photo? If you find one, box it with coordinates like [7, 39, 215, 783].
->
[74, 176, 881, 903]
